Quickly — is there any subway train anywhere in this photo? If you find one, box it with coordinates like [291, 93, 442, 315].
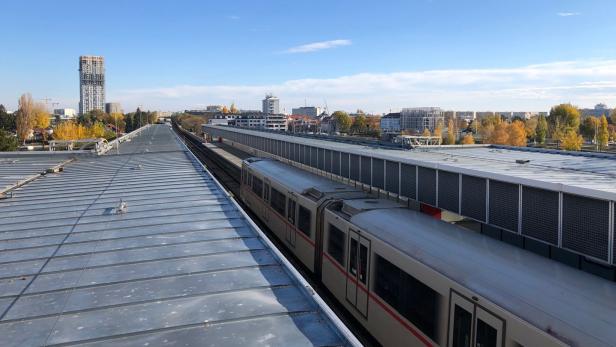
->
[240, 157, 615, 347]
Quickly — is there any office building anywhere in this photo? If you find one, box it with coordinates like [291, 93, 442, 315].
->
[79, 56, 105, 115]
[400, 107, 444, 133]
[53, 108, 77, 120]
[231, 112, 287, 131]
[262, 94, 280, 114]
[105, 102, 122, 114]
[292, 106, 321, 118]
[380, 112, 401, 133]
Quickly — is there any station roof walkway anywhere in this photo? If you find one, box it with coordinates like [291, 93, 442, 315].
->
[0, 125, 357, 347]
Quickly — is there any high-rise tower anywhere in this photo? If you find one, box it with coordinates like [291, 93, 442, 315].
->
[79, 56, 105, 115]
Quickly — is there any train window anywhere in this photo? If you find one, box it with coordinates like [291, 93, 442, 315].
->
[327, 224, 345, 265]
[452, 305, 472, 347]
[374, 255, 438, 341]
[476, 319, 498, 347]
[359, 244, 368, 284]
[252, 177, 263, 198]
[270, 188, 286, 216]
[349, 238, 358, 276]
[287, 199, 296, 224]
[297, 206, 311, 237]
[264, 183, 270, 202]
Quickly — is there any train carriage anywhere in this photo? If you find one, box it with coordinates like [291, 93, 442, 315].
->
[241, 158, 365, 274]
[241, 157, 616, 347]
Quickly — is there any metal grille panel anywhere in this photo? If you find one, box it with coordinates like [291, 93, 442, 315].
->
[301, 145, 309, 165]
[350, 154, 360, 181]
[341, 153, 349, 178]
[562, 194, 609, 261]
[318, 148, 325, 170]
[361, 156, 371, 185]
[521, 187, 559, 245]
[438, 171, 459, 213]
[461, 175, 486, 222]
[310, 147, 318, 168]
[400, 164, 416, 200]
[372, 158, 384, 189]
[324, 149, 332, 172]
[417, 167, 436, 206]
[333, 151, 342, 176]
[385, 161, 399, 194]
[488, 180, 519, 232]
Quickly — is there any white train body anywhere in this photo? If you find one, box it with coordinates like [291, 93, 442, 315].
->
[241, 158, 616, 347]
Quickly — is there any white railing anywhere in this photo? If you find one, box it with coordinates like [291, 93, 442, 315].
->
[101, 124, 151, 155]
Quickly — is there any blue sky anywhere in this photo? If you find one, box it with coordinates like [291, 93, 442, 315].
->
[1, 0, 615, 113]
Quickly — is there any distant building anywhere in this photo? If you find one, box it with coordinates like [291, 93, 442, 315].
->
[380, 113, 401, 134]
[206, 105, 224, 112]
[262, 94, 280, 114]
[400, 107, 444, 133]
[79, 55, 105, 115]
[292, 106, 321, 118]
[230, 112, 287, 131]
[53, 108, 77, 120]
[580, 103, 612, 118]
[453, 111, 476, 123]
[105, 102, 122, 114]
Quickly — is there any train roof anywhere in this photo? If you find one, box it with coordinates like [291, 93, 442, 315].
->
[0, 125, 358, 346]
[350, 207, 616, 347]
[207, 126, 616, 201]
[245, 158, 359, 197]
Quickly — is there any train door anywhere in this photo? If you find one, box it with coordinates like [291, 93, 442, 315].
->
[346, 230, 370, 318]
[448, 291, 504, 347]
[286, 195, 297, 247]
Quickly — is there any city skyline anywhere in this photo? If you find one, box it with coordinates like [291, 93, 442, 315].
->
[1, 0, 615, 112]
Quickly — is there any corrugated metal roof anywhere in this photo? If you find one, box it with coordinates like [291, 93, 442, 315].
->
[0, 125, 357, 346]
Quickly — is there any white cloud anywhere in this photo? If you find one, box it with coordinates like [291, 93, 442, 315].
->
[557, 12, 581, 17]
[227, 15, 240, 20]
[284, 39, 352, 53]
[111, 59, 616, 112]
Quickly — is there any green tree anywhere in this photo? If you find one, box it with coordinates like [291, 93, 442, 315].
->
[331, 111, 351, 133]
[0, 104, 16, 132]
[580, 116, 598, 140]
[548, 103, 580, 137]
[598, 115, 609, 149]
[351, 114, 367, 134]
[0, 129, 19, 151]
[610, 108, 616, 125]
[535, 115, 548, 144]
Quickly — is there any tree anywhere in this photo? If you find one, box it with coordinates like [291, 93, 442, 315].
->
[222, 106, 229, 114]
[535, 115, 548, 144]
[32, 103, 50, 129]
[610, 108, 616, 125]
[461, 133, 475, 144]
[561, 129, 583, 151]
[548, 103, 580, 137]
[16, 93, 35, 144]
[108, 113, 126, 132]
[507, 120, 527, 147]
[598, 115, 609, 149]
[524, 117, 537, 141]
[229, 103, 238, 114]
[0, 104, 15, 132]
[580, 116, 599, 140]
[0, 129, 19, 151]
[351, 114, 367, 134]
[445, 119, 455, 144]
[421, 128, 431, 137]
[331, 111, 351, 133]
[488, 122, 509, 145]
[89, 122, 106, 138]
